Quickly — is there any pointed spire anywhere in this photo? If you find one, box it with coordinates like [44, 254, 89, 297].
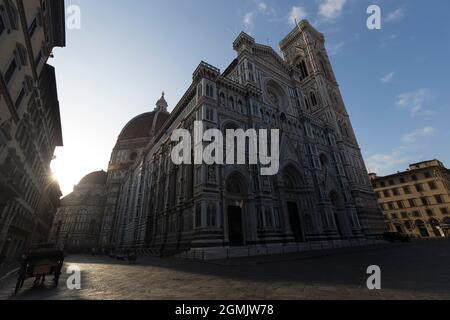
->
[155, 91, 168, 112]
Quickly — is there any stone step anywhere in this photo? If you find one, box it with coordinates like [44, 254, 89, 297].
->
[175, 239, 387, 260]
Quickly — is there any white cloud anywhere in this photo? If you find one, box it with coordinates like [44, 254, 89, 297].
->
[318, 0, 347, 21]
[288, 6, 309, 26]
[257, 2, 270, 14]
[395, 88, 433, 116]
[381, 72, 395, 83]
[386, 8, 405, 23]
[401, 127, 436, 144]
[366, 148, 409, 175]
[328, 41, 345, 55]
[243, 12, 256, 29]
[243, 1, 274, 31]
[366, 126, 436, 175]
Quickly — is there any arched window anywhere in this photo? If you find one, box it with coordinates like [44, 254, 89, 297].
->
[304, 97, 310, 110]
[14, 43, 28, 67]
[219, 92, 225, 106]
[205, 84, 214, 98]
[228, 97, 235, 110]
[320, 153, 329, 168]
[237, 100, 243, 113]
[310, 92, 318, 106]
[296, 59, 309, 80]
[1, 0, 19, 32]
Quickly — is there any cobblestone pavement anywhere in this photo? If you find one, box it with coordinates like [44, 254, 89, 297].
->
[0, 239, 449, 300]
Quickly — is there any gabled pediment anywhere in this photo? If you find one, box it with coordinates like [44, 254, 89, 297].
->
[253, 44, 290, 73]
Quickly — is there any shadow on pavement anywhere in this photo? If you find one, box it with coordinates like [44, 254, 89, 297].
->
[124, 239, 450, 297]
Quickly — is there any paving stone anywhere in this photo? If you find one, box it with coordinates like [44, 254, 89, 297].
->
[0, 240, 449, 300]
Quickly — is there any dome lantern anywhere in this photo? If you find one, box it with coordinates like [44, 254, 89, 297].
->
[155, 91, 168, 112]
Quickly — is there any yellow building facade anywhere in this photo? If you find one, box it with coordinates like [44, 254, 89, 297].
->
[370, 160, 450, 238]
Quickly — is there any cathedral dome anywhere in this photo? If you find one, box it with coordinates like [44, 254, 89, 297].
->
[78, 171, 108, 186]
[117, 93, 170, 142]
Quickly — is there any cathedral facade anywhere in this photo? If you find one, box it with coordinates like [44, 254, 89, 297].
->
[50, 171, 107, 253]
[99, 21, 385, 255]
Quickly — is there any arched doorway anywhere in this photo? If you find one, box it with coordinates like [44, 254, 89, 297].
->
[225, 172, 247, 246]
[283, 166, 305, 242]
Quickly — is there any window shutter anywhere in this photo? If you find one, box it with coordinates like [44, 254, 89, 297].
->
[2, 0, 19, 31]
[15, 43, 28, 67]
[23, 76, 35, 95]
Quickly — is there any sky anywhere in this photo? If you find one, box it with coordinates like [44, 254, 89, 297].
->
[49, 0, 450, 196]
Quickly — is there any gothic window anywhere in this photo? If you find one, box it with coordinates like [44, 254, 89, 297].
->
[229, 97, 235, 110]
[319, 153, 329, 168]
[296, 59, 309, 80]
[205, 107, 214, 122]
[304, 97, 310, 110]
[0, 0, 19, 32]
[237, 100, 244, 113]
[219, 92, 225, 106]
[310, 92, 318, 106]
[205, 84, 214, 98]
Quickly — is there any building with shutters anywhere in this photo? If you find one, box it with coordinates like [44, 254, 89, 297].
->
[370, 160, 450, 238]
[0, 0, 65, 261]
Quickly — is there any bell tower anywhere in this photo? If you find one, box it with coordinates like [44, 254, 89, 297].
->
[279, 20, 357, 145]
